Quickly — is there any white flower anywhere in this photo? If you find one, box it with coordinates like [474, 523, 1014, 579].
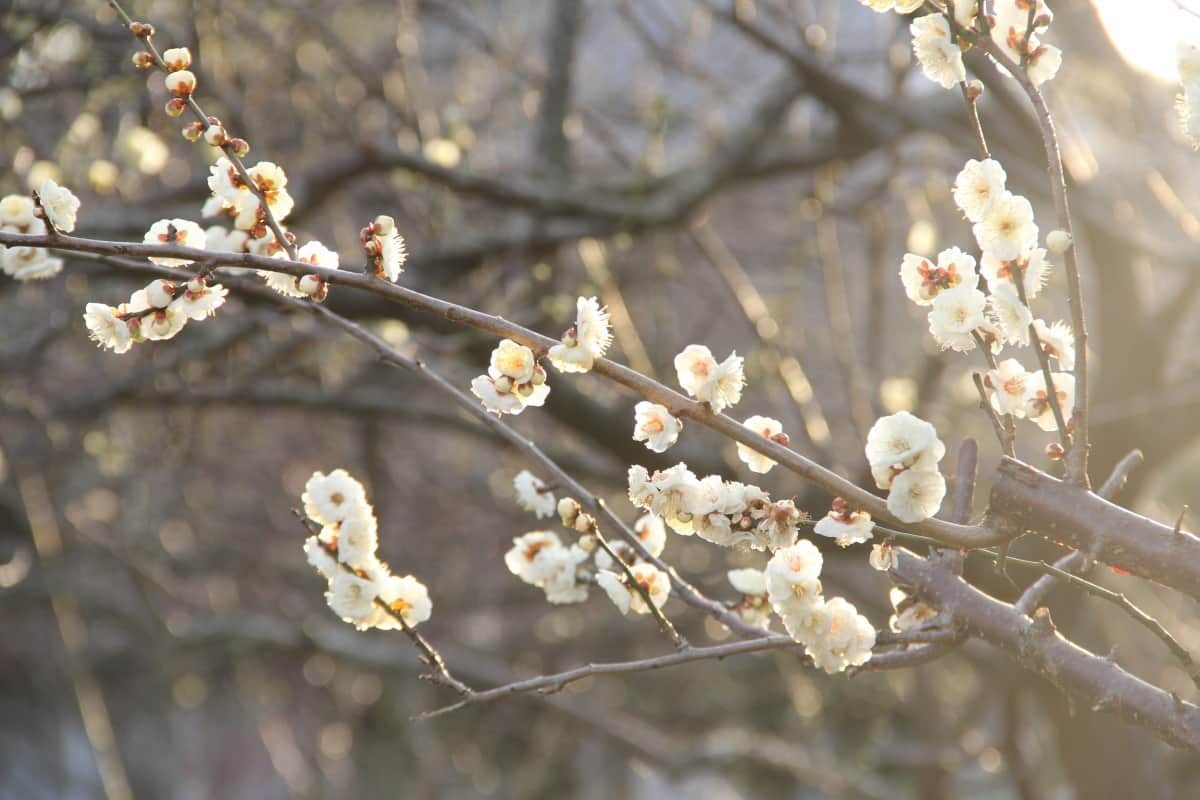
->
[887, 468, 947, 523]
[777, 596, 827, 644]
[736, 415, 784, 474]
[627, 562, 671, 614]
[161, 46, 192, 71]
[303, 535, 338, 579]
[642, 464, 701, 533]
[987, 358, 1029, 418]
[988, 283, 1032, 346]
[2, 247, 62, 281]
[674, 344, 745, 413]
[540, 544, 590, 604]
[205, 225, 249, 255]
[633, 514, 667, 558]
[869, 543, 897, 572]
[0, 194, 35, 227]
[326, 570, 380, 629]
[865, 411, 945, 490]
[366, 215, 407, 281]
[974, 192, 1039, 262]
[164, 69, 196, 96]
[954, 159, 1008, 223]
[595, 570, 632, 615]
[765, 540, 824, 613]
[1032, 319, 1075, 370]
[505, 531, 567, 584]
[899, 247, 978, 306]
[144, 218, 206, 265]
[632, 401, 682, 453]
[142, 305, 189, 340]
[244, 161, 294, 222]
[1024, 371, 1075, 432]
[374, 574, 432, 628]
[627, 464, 654, 509]
[813, 501, 874, 547]
[261, 270, 305, 298]
[302, 469, 369, 526]
[980, 247, 1050, 300]
[1026, 43, 1062, 86]
[1181, 40, 1200, 83]
[910, 14, 965, 89]
[1045, 229, 1072, 254]
[550, 296, 613, 373]
[513, 470, 556, 519]
[38, 178, 80, 232]
[727, 567, 768, 596]
[928, 284, 987, 352]
[336, 511, 379, 568]
[83, 303, 134, 354]
[806, 597, 875, 674]
[754, 499, 801, 552]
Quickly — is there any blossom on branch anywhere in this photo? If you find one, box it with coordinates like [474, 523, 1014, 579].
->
[632, 401, 682, 453]
[513, 470, 556, 519]
[471, 339, 550, 415]
[548, 296, 612, 373]
[736, 415, 786, 474]
[674, 344, 745, 413]
[37, 179, 80, 233]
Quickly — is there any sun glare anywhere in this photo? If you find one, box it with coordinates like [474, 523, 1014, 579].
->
[1092, 0, 1200, 81]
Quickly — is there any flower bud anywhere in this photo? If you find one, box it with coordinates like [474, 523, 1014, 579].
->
[557, 496, 581, 528]
[182, 121, 205, 141]
[517, 381, 534, 398]
[574, 513, 595, 534]
[1045, 442, 1065, 461]
[129, 21, 155, 37]
[492, 375, 513, 394]
[297, 274, 324, 297]
[577, 534, 597, 553]
[164, 97, 187, 117]
[132, 51, 155, 69]
[374, 214, 396, 234]
[530, 365, 547, 386]
[161, 47, 192, 71]
[1046, 229, 1072, 253]
[965, 79, 984, 100]
[228, 137, 250, 157]
[203, 124, 228, 147]
[145, 279, 177, 309]
[770, 432, 790, 447]
[164, 70, 196, 96]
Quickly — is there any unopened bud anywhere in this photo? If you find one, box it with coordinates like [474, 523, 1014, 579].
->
[129, 21, 155, 37]
[203, 124, 228, 147]
[577, 534, 597, 553]
[1046, 229, 1072, 253]
[1045, 442, 1065, 461]
[374, 214, 396, 235]
[770, 432, 790, 447]
[574, 513, 595, 534]
[228, 138, 250, 157]
[164, 69, 196, 96]
[164, 97, 187, 117]
[182, 121, 205, 141]
[132, 51, 155, 69]
[530, 365, 547, 386]
[965, 79, 984, 100]
[493, 375, 513, 394]
[557, 497, 581, 527]
[297, 274, 324, 297]
[517, 381, 534, 398]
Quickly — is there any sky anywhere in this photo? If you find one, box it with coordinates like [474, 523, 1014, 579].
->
[1093, 0, 1200, 81]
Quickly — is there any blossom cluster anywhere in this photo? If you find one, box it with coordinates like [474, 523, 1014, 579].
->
[904, 1, 1061, 90]
[627, 463, 803, 552]
[301, 469, 433, 630]
[898, 157, 1076, 432]
[728, 541, 876, 674]
[84, 275, 227, 353]
[471, 339, 550, 415]
[587, 512, 672, 617]
[1, 189, 64, 282]
[504, 531, 591, 604]
[865, 411, 947, 523]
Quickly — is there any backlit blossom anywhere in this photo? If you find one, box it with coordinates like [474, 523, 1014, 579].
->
[144, 218, 206, 265]
[736, 415, 785, 474]
[807, 597, 875, 674]
[2, 246, 61, 281]
[595, 570, 632, 615]
[1024, 371, 1075, 432]
[766, 540, 824, 613]
[472, 340, 549, 415]
[302, 469, 368, 526]
[887, 468, 947, 523]
[727, 568, 768, 597]
[910, 14, 965, 90]
[674, 344, 745, 413]
[632, 514, 667, 558]
[813, 498, 873, 547]
[1032, 319, 1075, 370]
[326, 571, 379, 629]
[83, 303, 134, 354]
[869, 542, 897, 572]
[987, 358, 1030, 418]
[38, 178, 80, 232]
[362, 214, 406, 281]
[514, 470, 556, 519]
[928, 285, 987, 352]
[865, 411, 945, 490]
[0, 194, 35, 227]
[974, 191, 1038, 262]
[953, 159, 1008, 224]
[372, 574, 433, 629]
[987, 283, 1032, 346]
[548, 296, 613, 374]
[632, 401, 682, 453]
[899, 246, 978, 306]
[980, 247, 1050, 300]
[172, 277, 228, 320]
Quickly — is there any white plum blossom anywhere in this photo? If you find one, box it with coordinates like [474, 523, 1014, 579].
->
[302, 469, 369, 526]
[372, 573, 433, 629]
[887, 468, 947, 523]
[362, 214, 406, 281]
[813, 498, 874, 547]
[728, 567, 772, 628]
[471, 339, 550, 415]
[325, 571, 379, 629]
[632, 401, 682, 453]
[172, 278, 229, 320]
[505, 531, 589, 604]
[990, 0, 1061, 86]
[974, 191, 1039, 262]
[869, 542, 898, 572]
[910, 14, 965, 90]
[987, 358, 1030, 418]
[928, 284, 988, 352]
[980, 247, 1050, 300]
[548, 296, 613, 373]
[0, 194, 36, 228]
[335, 511, 379, 569]
[303, 535, 338, 579]
[37, 178, 80, 232]
[806, 597, 876, 674]
[727, 568, 768, 597]
[141, 305, 189, 341]
[83, 303, 134, 354]
[987, 283, 1032, 346]
[674, 344, 745, 413]
[144, 218, 206, 265]
[953, 159, 1008, 224]
[632, 514, 667, 558]
[735, 415, 785, 474]
[625, 562, 671, 615]
[865, 411, 945, 490]
[1024, 371, 1075, 432]
[1032, 319, 1075, 371]
[2, 246, 62, 281]
[595, 571, 633, 615]
[765, 540, 824, 613]
[513, 470, 556, 519]
[899, 246, 978, 306]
